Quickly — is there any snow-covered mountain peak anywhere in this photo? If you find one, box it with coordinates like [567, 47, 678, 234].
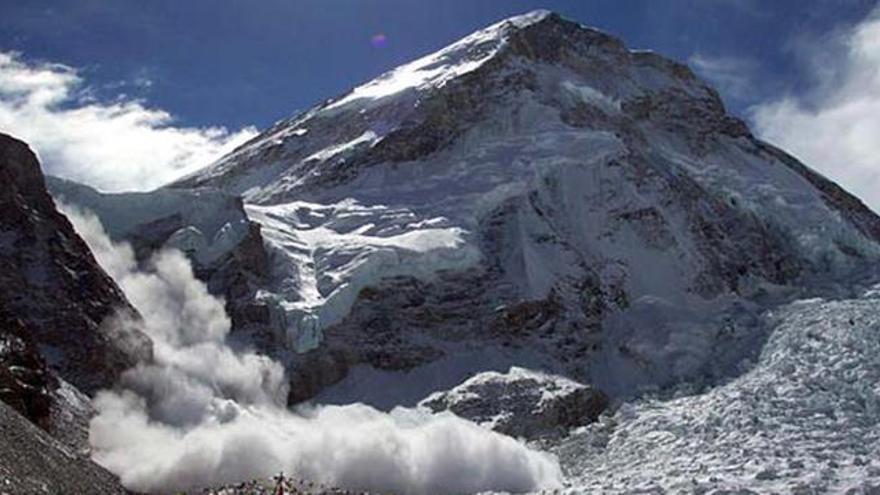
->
[499, 9, 554, 26]
[322, 10, 555, 111]
[143, 12, 880, 402]
[174, 10, 716, 200]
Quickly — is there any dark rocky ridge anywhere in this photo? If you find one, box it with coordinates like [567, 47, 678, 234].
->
[0, 133, 145, 492]
[0, 134, 151, 396]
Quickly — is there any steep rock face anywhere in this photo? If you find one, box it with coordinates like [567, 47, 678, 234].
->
[0, 310, 57, 429]
[0, 134, 151, 396]
[168, 11, 880, 401]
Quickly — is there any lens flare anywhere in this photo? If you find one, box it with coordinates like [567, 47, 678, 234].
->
[371, 33, 388, 48]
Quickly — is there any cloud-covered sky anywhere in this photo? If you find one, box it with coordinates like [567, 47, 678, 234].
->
[750, 7, 880, 212]
[0, 51, 256, 191]
[3, 0, 877, 127]
[0, 0, 879, 206]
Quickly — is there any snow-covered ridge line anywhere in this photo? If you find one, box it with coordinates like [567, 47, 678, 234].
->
[189, 11, 555, 166]
[189, 10, 636, 168]
[48, 176, 252, 266]
[323, 10, 553, 111]
[174, 9, 721, 197]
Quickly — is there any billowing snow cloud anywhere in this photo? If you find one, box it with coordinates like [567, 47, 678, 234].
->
[750, 8, 880, 213]
[0, 51, 257, 192]
[60, 205, 563, 495]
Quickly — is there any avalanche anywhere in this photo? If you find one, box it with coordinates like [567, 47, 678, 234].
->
[63, 206, 563, 495]
[44, 10, 880, 494]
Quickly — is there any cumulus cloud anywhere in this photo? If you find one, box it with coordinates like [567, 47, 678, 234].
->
[0, 51, 257, 192]
[60, 205, 563, 494]
[750, 8, 880, 213]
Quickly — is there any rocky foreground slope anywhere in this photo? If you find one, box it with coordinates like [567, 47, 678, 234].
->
[0, 400, 129, 494]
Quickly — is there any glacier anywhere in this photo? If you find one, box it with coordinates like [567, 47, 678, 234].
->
[557, 290, 880, 493]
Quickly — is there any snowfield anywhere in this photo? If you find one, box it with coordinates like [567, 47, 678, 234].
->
[556, 290, 880, 494]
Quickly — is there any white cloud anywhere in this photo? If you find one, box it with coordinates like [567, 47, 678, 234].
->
[689, 53, 759, 102]
[0, 51, 257, 192]
[750, 8, 880, 213]
[60, 204, 563, 494]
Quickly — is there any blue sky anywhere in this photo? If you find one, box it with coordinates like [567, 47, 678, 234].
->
[1, 0, 879, 210]
[1, 0, 876, 128]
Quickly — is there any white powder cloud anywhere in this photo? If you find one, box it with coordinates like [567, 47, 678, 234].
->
[0, 51, 257, 192]
[60, 204, 563, 495]
[750, 8, 880, 213]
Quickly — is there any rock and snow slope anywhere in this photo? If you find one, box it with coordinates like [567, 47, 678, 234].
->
[420, 367, 608, 440]
[166, 10, 880, 402]
[556, 291, 880, 494]
[9, 9, 880, 494]
[0, 400, 129, 495]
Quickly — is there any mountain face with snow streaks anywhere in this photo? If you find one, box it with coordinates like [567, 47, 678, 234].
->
[45, 10, 880, 417]
[3, 9, 880, 494]
[161, 11, 880, 404]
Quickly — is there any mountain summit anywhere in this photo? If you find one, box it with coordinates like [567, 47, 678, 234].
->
[65, 10, 880, 404]
[153, 10, 880, 400]
[175, 9, 753, 203]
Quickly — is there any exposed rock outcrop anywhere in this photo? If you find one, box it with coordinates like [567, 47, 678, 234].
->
[0, 132, 144, 491]
[0, 133, 151, 396]
[420, 367, 608, 440]
[0, 310, 57, 429]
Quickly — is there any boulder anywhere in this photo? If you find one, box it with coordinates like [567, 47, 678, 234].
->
[420, 367, 608, 439]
